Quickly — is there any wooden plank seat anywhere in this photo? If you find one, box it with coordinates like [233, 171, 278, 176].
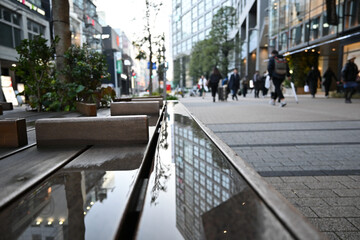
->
[36, 116, 149, 147]
[0, 118, 28, 147]
[110, 101, 159, 126]
[132, 97, 163, 108]
[76, 102, 97, 116]
[0, 102, 13, 111]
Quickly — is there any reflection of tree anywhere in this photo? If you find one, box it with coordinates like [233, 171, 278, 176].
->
[150, 115, 171, 205]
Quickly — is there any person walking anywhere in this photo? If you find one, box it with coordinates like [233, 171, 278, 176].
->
[267, 50, 290, 107]
[198, 75, 207, 99]
[306, 66, 322, 98]
[341, 55, 359, 103]
[208, 67, 222, 102]
[322, 67, 337, 98]
[228, 68, 240, 100]
[241, 75, 248, 97]
[253, 71, 261, 98]
[262, 71, 269, 97]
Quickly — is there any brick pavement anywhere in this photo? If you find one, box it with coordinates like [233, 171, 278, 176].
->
[181, 93, 360, 240]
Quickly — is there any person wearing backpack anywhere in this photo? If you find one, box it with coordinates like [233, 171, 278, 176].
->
[267, 50, 290, 107]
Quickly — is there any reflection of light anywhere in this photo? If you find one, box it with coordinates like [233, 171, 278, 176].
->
[48, 187, 52, 194]
[332, 48, 336, 52]
[318, 51, 320, 54]
[305, 49, 308, 52]
[289, 70, 293, 74]
[224, 230, 227, 234]
[90, 201, 94, 205]
[86, 206, 91, 210]
[84, 212, 87, 215]
[47, 221, 53, 225]
[59, 218, 65, 225]
[36, 219, 42, 225]
[323, 23, 329, 28]
[242, 202, 246, 206]
[265, 43, 268, 47]
[12, 64, 16, 67]
[312, 49, 315, 52]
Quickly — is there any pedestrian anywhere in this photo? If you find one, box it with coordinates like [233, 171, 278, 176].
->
[267, 50, 290, 107]
[253, 71, 261, 98]
[241, 75, 248, 97]
[262, 71, 269, 97]
[208, 67, 222, 102]
[228, 68, 240, 100]
[306, 66, 321, 98]
[198, 75, 207, 99]
[341, 55, 359, 103]
[322, 67, 337, 98]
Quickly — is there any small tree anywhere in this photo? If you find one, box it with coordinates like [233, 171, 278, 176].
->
[210, 6, 237, 76]
[13, 36, 58, 112]
[63, 45, 110, 103]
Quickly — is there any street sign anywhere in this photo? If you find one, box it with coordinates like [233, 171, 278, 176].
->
[116, 60, 122, 74]
[147, 62, 156, 70]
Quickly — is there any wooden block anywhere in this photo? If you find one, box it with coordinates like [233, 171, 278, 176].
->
[0, 105, 2, 115]
[35, 116, 149, 147]
[110, 101, 159, 116]
[76, 102, 97, 116]
[132, 97, 163, 108]
[0, 102, 13, 111]
[0, 119, 28, 147]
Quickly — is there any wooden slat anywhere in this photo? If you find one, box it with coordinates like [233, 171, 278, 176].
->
[132, 97, 163, 108]
[110, 102, 159, 126]
[76, 102, 97, 116]
[0, 146, 86, 208]
[35, 116, 149, 147]
[0, 102, 13, 111]
[0, 119, 28, 147]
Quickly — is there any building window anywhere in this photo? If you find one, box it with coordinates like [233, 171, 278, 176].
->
[344, 0, 360, 29]
[27, 19, 45, 40]
[205, 12, 212, 26]
[192, 20, 198, 33]
[198, 1, 205, 15]
[0, 7, 21, 48]
[198, 16, 204, 30]
[310, 17, 320, 41]
[192, 4, 198, 19]
[205, 0, 213, 10]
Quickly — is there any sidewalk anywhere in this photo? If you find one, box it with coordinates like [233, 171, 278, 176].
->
[181, 93, 360, 240]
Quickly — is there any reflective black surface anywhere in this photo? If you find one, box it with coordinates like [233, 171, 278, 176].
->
[136, 102, 294, 240]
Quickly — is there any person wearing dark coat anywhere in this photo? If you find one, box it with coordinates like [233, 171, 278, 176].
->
[306, 66, 321, 98]
[228, 68, 240, 100]
[341, 55, 359, 103]
[322, 67, 337, 98]
[208, 67, 222, 102]
[267, 50, 290, 107]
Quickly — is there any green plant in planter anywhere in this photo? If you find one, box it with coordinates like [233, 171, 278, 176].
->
[287, 52, 319, 88]
[63, 45, 110, 104]
[12, 36, 59, 112]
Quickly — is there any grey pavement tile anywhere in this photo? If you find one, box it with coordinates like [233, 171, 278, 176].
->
[304, 182, 348, 190]
[253, 166, 273, 172]
[335, 232, 360, 240]
[276, 189, 299, 198]
[300, 166, 336, 171]
[311, 206, 360, 217]
[270, 182, 309, 190]
[323, 197, 360, 207]
[334, 189, 360, 197]
[349, 175, 360, 181]
[295, 189, 338, 198]
[347, 218, 360, 230]
[308, 218, 358, 231]
[324, 232, 341, 240]
[297, 207, 319, 217]
[315, 176, 355, 182]
[281, 176, 319, 183]
[263, 177, 284, 183]
[251, 162, 284, 167]
[287, 197, 329, 207]
[340, 181, 360, 189]
[281, 161, 311, 167]
[271, 166, 304, 171]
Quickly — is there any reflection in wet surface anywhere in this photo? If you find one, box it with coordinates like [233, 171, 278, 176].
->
[136, 103, 293, 240]
[0, 169, 138, 240]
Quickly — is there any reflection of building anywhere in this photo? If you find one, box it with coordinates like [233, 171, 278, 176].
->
[0, 0, 51, 100]
[0, 170, 112, 240]
[268, 0, 360, 85]
[174, 114, 244, 239]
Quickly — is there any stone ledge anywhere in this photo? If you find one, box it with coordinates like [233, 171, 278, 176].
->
[35, 116, 149, 147]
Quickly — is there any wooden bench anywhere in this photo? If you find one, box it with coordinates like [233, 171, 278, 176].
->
[110, 101, 159, 126]
[0, 102, 14, 111]
[35, 116, 149, 147]
[132, 97, 163, 108]
[76, 102, 97, 116]
[0, 118, 28, 147]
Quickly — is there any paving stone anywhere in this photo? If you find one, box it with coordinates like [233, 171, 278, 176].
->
[263, 177, 284, 183]
[271, 166, 304, 171]
[311, 206, 360, 218]
[324, 232, 341, 240]
[270, 182, 309, 190]
[280, 176, 319, 183]
[287, 198, 329, 207]
[334, 189, 360, 197]
[335, 232, 360, 240]
[348, 176, 360, 181]
[347, 218, 360, 230]
[323, 197, 360, 207]
[308, 218, 358, 231]
[295, 189, 338, 198]
[340, 181, 360, 189]
[276, 189, 298, 198]
[315, 176, 355, 182]
[304, 182, 347, 190]
[251, 162, 284, 167]
[297, 207, 318, 217]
